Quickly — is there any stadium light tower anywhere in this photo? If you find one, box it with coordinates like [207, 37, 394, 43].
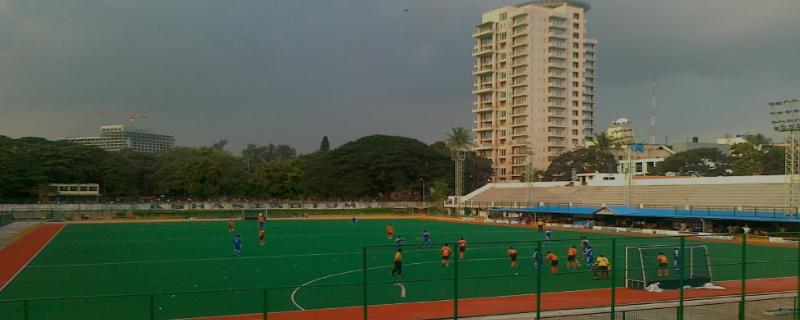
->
[524, 146, 536, 208]
[769, 99, 800, 212]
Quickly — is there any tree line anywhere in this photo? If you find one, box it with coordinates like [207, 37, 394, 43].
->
[0, 134, 491, 201]
[540, 133, 784, 180]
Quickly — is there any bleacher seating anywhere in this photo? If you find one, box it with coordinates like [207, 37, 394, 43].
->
[465, 183, 786, 210]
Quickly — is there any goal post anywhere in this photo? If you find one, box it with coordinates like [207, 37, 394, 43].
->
[625, 244, 713, 290]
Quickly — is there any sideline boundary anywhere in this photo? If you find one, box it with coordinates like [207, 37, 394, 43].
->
[189, 276, 797, 320]
[0, 223, 64, 291]
[189, 277, 797, 320]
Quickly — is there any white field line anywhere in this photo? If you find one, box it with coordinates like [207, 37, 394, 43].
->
[0, 224, 64, 292]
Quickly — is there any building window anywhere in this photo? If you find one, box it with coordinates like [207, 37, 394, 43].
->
[573, 23, 579, 29]
[573, 52, 580, 59]
[572, 101, 578, 107]
[636, 162, 643, 173]
[573, 13, 580, 19]
[572, 139, 578, 144]
[573, 33, 579, 39]
[573, 72, 579, 77]
[500, 13, 507, 20]
[572, 81, 579, 87]
[572, 129, 578, 135]
[572, 120, 578, 125]
[572, 111, 578, 116]
[572, 62, 579, 68]
[573, 43, 580, 49]
[572, 91, 579, 97]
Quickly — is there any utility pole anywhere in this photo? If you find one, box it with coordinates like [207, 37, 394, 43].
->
[650, 78, 656, 145]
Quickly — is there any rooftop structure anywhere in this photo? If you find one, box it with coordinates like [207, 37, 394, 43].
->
[60, 125, 174, 153]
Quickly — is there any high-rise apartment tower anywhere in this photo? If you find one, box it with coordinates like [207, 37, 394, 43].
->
[471, 0, 596, 182]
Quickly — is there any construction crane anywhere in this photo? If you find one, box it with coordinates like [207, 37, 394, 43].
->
[94, 112, 150, 123]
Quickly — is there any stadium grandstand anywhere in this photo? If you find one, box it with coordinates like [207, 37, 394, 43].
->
[446, 174, 797, 233]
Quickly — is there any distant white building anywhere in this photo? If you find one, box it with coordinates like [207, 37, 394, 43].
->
[61, 125, 174, 153]
[617, 157, 665, 176]
[716, 135, 748, 145]
[605, 118, 636, 145]
[48, 183, 100, 196]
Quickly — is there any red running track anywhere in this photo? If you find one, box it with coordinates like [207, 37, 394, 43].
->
[194, 277, 797, 320]
[0, 223, 63, 291]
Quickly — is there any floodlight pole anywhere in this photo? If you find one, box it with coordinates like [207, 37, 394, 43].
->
[786, 132, 798, 211]
[769, 99, 800, 213]
[453, 150, 466, 215]
[624, 144, 633, 207]
[525, 147, 535, 208]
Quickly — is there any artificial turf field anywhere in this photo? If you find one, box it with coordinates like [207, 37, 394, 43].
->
[0, 218, 797, 320]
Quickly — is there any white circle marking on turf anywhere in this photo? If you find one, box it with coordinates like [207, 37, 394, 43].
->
[290, 257, 506, 311]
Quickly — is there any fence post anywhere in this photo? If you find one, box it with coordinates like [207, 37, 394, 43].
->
[536, 240, 542, 320]
[362, 246, 368, 320]
[262, 288, 268, 320]
[739, 233, 746, 320]
[678, 236, 685, 320]
[149, 294, 155, 320]
[454, 244, 459, 320]
[611, 238, 616, 320]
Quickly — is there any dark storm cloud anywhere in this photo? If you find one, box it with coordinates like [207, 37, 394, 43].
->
[0, 0, 798, 152]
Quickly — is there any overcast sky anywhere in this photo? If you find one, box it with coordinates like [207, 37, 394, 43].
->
[1, 0, 798, 153]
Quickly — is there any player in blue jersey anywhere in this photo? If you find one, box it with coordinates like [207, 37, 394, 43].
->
[422, 230, 431, 247]
[532, 248, 543, 270]
[351, 216, 357, 225]
[580, 236, 590, 251]
[584, 245, 594, 270]
[673, 247, 681, 269]
[232, 235, 243, 256]
[544, 229, 553, 243]
[394, 235, 405, 249]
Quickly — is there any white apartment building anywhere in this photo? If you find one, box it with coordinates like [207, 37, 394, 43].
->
[471, 0, 596, 182]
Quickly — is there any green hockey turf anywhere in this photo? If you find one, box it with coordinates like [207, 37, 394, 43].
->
[0, 219, 796, 319]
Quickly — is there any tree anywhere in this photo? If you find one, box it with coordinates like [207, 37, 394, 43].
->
[743, 133, 772, 146]
[241, 143, 297, 164]
[319, 136, 330, 152]
[729, 133, 780, 176]
[592, 132, 613, 151]
[300, 135, 451, 200]
[152, 147, 246, 197]
[427, 179, 450, 201]
[544, 147, 617, 181]
[211, 139, 229, 150]
[273, 144, 296, 161]
[253, 160, 304, 199]
[445, 127, 473, 153]
[445, 127, 473, 197]
[650, 148, 731, 177]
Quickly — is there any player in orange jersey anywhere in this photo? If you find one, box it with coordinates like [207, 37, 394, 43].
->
[441, 244, 452, 267]
[508, 246, 518, 269]
[545, 251, 559, 273]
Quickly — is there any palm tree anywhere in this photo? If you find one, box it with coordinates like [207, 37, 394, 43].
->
[445, 127, 473, 153]
[445, 127, 473, 204]
[591, 132, 613, 151]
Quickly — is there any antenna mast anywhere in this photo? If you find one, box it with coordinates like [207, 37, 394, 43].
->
[650, 78, 656, 144]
